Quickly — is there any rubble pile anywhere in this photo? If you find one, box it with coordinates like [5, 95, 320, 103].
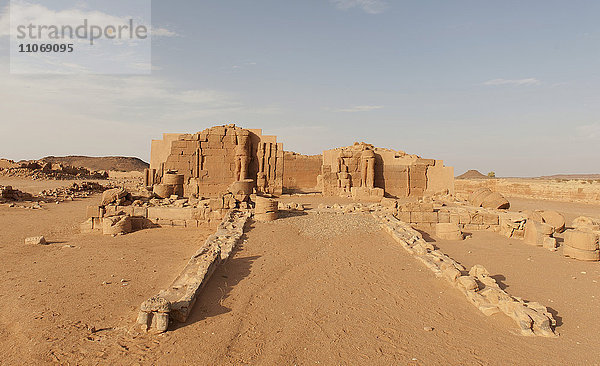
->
[40, 182, 107, 199]
[0, 185, 34, 202]
[82, 186, 259, 235]
[0, 160, 108, 180]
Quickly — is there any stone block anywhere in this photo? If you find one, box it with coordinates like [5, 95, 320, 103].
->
[481, 192, 510, 210]
[101, 187, 128, 206]
[185, 219, 199, 228]
[133, 207, 148, 218]
[563, 245, 599, 261]
[410, 211, 424, 223]
[396, 211, 411, 223]
[422, 211, 438, 223]
[86, 205, 103, 218]
[524, 221, 553, 246]
[482, 213, 499, 225]
[459, 212, 471, 224]
[158, 219, 173, 226]
[540, 211, 566, 233]
[25, 236, 47, 245]
[470, 213, 483, 225]
[413, 222, 436, 232]
[92, 217, 102, 229]
[438, 210, 450, 223]
[449, 213, 460, 225]
[80, 218, 94, 233]
[572, 216, 600, 232]
[543, 237, 557, 251]
[147, 207, 194, 221]
[104, 205, 117, 216]
[463, 224, 482, 232]
[117, 206, 134, 216]
[102, 216, 132, 235]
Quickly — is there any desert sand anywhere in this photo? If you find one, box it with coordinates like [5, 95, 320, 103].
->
[1, 175, 600, 365]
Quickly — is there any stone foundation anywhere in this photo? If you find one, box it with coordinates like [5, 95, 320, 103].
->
[375, 212, 557, 337]
[137, 209, 249, 332]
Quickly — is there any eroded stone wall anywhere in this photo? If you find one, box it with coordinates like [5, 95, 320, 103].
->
[455, 178, 600, 204]
[282, 152, 322, 191]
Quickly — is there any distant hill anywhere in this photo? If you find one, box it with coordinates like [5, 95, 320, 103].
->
[456, 169, 490, 179]
[41, 156, 149, 172]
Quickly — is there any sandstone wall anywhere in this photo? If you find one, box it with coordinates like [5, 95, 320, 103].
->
[426, 161, 454, 196]
[321, 143, 453, 198]
[150, 125, 283, 198]
[455, 178, 600, 204]
[282, 152, 322, 191]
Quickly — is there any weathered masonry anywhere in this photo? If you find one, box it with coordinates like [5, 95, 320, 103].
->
[145, 125, 454, 200]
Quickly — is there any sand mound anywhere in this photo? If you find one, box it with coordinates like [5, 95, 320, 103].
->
[41, 156, 149, 172]
[456, 170, 489, 179]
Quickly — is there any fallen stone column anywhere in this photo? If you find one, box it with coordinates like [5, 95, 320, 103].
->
[137, 209, 249, 333]
[374, 212, 558, 337]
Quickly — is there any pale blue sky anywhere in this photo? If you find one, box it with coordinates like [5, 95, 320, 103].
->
[1, 0, 599, 176]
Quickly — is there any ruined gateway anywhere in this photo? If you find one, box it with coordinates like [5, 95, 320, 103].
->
[145, 124, 454, 200]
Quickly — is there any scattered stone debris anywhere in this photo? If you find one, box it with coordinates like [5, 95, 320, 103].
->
[468, 188, 510, 209]
[524, 209, 566, 234]
[25, 236, 47, 245]
[0, 160, 108, 180]
[101, 187, 129, 206]
[278, 202, 304, 211]
[40, 182, 106, 200]
[2, 182, 108, 207]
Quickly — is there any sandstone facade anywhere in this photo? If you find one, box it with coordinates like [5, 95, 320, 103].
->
[320, 142, 453, 199]
[147, 126, 454, 201]
[148, 125, 283, 198]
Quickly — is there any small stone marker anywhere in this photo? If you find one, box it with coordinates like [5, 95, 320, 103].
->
[25, 236, 47, 245]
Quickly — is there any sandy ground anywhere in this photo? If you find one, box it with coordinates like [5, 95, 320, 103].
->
[0, 179, 216, 365]
[1, 180, 600, 365]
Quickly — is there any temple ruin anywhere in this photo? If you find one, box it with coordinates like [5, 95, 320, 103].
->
[145, 124, 454, 200]
[73, 123, 566, 338]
